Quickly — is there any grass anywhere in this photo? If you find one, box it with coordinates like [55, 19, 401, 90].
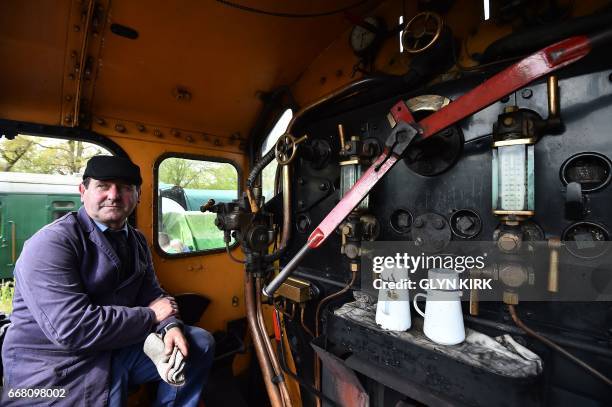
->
[0, 280, 14, 315]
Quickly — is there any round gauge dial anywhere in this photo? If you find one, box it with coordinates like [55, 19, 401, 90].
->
[349, 17, 383, 56]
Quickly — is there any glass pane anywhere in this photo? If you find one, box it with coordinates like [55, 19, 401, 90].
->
[157, 157, 238, 254]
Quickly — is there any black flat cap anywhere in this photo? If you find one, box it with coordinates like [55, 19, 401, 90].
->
[83, 156, 142, 186]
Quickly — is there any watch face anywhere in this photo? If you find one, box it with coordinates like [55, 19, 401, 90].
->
[350, 17, 380, 54]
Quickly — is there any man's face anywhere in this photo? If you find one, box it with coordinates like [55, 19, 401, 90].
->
[79, 178, 140, 229]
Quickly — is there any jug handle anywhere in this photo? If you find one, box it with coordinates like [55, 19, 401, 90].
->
[413, 293, 427, 317]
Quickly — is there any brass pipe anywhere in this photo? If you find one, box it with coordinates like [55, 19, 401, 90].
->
[469, 269, 480, 315]
[547, 75, 559, 119]
[313, 268, 358, 407]
[279, 165, 292, 250]
[508, 305, 612, 387]
[287, 78, 379, 134]
[548, 237, 561, 293]
[256, 278, 292, 407]
[337, 124, 346, 151]
[245, 274, 283, 407]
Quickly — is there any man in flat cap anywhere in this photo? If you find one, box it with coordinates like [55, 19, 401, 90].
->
[2, 155, 214, 406]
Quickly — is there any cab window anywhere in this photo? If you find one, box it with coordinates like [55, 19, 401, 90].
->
[157, 156, 239, 255]
[260, 108, 292, 203]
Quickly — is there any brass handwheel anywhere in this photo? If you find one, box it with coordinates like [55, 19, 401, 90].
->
[275, 133, 308, 165]
[401, 12, 443, 54]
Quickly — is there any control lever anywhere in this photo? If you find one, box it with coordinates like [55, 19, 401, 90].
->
[263, 31, 611, 297]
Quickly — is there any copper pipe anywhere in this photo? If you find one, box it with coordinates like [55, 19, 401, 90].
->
[314, 269, 358, 407]
[508, 305, 612, 387]
[275, 300, 296, 320]
[245, 274, 283, 407]
[256, 278, 292, 407]
[300, 305, 314, 338]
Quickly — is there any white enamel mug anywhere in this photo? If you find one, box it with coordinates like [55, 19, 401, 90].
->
[413, 269, 465, 345]
[375, 266, 411, 331]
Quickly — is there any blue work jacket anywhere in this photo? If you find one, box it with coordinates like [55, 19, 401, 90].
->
[2, 207, 178, 406]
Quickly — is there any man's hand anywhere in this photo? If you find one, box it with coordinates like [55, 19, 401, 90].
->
[164, 327, 189, 357]
[148, 296, 178, 323]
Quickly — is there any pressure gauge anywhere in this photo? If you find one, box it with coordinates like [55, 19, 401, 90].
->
[349, 17, 384, 57]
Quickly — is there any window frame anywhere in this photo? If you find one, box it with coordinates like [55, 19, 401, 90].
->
[153, 152, 241, 258]
[0, 120, 132, 222]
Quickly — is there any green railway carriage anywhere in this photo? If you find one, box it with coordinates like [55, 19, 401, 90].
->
[0, 174, 238, 278]
[0, 172, 82, 279]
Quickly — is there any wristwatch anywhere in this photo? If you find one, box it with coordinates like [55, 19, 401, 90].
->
[161, 322, 181, 339]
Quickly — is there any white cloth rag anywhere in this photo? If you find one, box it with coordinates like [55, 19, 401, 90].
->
[143, 333, 186, 386]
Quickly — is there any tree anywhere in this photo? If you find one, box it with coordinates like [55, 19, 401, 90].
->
[0, 138, 35, 171]
[159, 158, 237, 190]
[0, 135, 108, 175]
[159, 158, 200, 188]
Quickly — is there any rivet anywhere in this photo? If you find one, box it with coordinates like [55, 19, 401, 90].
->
[114, 123, 126, 133]
[171, 129, 180, 137]
[186, 135, 194, 142]
[95, 117, 105, 125]
[73, 25, 80, 32]
[65, 95, 73, 102]
[68, 74, 75, 80]
[214, 139, 221, 146]
[137, 124, 146, 132]
[70, 50, 77, 58]
[154, 129, 163, 138]
[503, 117, 514, 126]
[501, 96, 510, 103]
[521, 89, 533, 99]
[64, 115, 73, 124]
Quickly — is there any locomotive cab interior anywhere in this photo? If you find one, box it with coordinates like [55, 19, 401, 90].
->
[1, 0, 612, 406]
